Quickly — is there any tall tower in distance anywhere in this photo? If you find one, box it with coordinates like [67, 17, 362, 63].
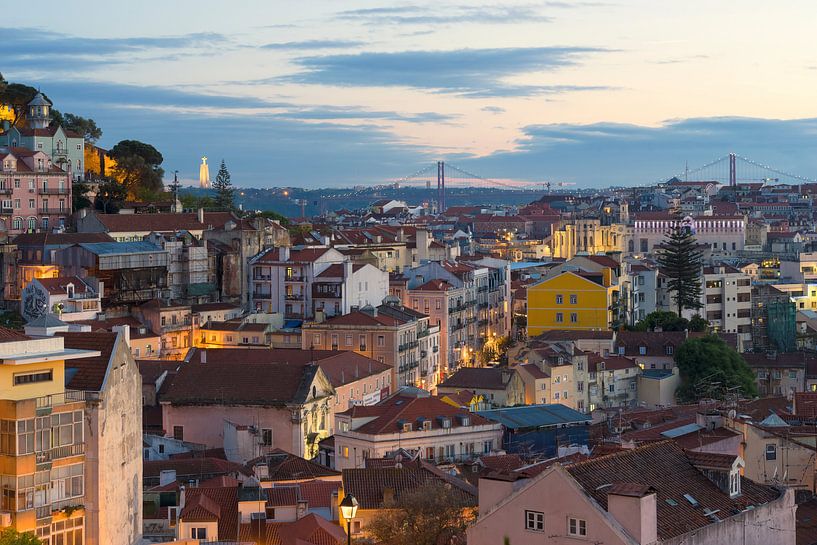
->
[199, 156, 211, 189]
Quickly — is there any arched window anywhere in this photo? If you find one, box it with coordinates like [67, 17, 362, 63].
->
[27, 217, 36, 231]
[12, 217, 22, 231]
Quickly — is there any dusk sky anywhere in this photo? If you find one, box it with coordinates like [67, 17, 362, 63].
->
[4, 1, 817, 187]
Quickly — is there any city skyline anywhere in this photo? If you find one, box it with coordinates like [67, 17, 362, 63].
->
[4, 1, 817, 187]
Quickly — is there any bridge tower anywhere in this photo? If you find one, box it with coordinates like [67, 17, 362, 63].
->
[729, 153, 736, 187]
[437, 161, 446, 211]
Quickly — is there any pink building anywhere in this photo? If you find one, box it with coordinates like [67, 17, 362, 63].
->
[0, 148, 71, 235]
[468, 441, 795, 545]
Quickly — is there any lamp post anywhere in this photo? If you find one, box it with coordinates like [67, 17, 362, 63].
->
[340, 493, 358, 545]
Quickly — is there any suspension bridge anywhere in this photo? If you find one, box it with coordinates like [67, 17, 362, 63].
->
[378, 154, 816, 210]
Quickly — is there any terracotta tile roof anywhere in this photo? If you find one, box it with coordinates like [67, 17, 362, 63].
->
[588, 354, 638, 372]
[239, 512, 346, 545]
[439, 367, 510, 391]
[35, 276, 90, 295]
[181, 486, 239, 540]
[567, 441, 781, 540]
[608, 482, 655, 497]
[342, 466, 476, 510]
[341, 394, 492, 435]
[744, 352, 815, 370]
[532, 330, 614, 342]
[0, 327, 30, 342]
[248, 449, 339, 481]
[313, 310, 402, 327]
[297, 480, 341, 509]
[143, 458, 249, 481]
[185, 348, 389, 388]
[517, 363, 550, 379]
[169, 448, 227, 460]
[796, 495, 817, 545]
[315, 263, 365, 278]
[137, 359, 180, 384]
[412, 279, 455, 291]
[684, 450, 739, 471]
[795, 392, 817, 419]
[191, 302, 241, 313]
[266, 486, 299, 506]
[582, 255, 620, 269]
[438, 389, 478, 408]
[615, 331, 704, 357]
[58, 331, 117, 391]
[478, 454, 525, 472]
[161, 358, 321, 407]
[93, 211, 240, 233]
[12, 232, 115, 246]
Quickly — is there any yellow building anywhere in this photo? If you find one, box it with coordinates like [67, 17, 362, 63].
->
[526, 270, 617, 336]
[0, 330, 100, 543]
[550, 220, 627, 259]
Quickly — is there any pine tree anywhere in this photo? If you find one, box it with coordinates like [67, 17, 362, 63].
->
[657, 226, 703, 316]
[212, 159, 235, 210]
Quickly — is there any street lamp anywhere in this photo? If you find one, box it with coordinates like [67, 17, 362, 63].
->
[340, 494, 358, 545]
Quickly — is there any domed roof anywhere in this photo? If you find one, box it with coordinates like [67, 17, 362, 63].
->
[28, 92, 51, 107]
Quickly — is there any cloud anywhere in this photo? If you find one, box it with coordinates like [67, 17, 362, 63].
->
[481, 106, 506, 114]
[456, 117, 817, 186]
[286, 46, 608, 97]
[0, 27, 229, 71]
[261, 39, 366, 50]
[334, 4, 553, 25]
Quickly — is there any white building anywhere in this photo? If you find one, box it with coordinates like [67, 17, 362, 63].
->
[702, 264, 752, 343]
[619, 261, 659, 326]
[632, 213, 745, 256]
[333, 393, 503, 471]
[20, 276, 101, 322]
[313, 262, 388, 317]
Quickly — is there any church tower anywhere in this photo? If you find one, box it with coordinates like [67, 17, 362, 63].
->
[27, 92, 52, 129]
[199, 156, 210, 189]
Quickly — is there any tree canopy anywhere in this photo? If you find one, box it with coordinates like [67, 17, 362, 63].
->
[657, 227, 704, 316]
[95, 179, 128, 214]
[629, 310, 708, 332]
[363, 482, 476, 545]
[51, 110, 102, 142]
[109, 140, 165, 198]
[674, 335, 758, 401]
[212, 159, 235, 210]
[0, 528, 42, 545]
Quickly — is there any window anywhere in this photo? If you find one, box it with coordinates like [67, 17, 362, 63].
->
[568, 517, 587, 537]
[765, 444, 776, 461]
[608, 384, 615, 393]
[345, 334, 353, 346]
[13, 370, 53, 385]
[525, 510, 544, 532]
[173, 426, 184, 441]
[569, 294, 577, 304]
[191, 528, 207, 539]
[639, 346, 647, 356]
[377, 335, 385, 347]
[570, 313, 578, 323]
[556, 294, 563, 304]
[261, 428, 272, 446]
[482, 440, 493, 454]
[359, 335, 367, 351]
[556, 313, 564, 323]
[665, 345, 673, 355]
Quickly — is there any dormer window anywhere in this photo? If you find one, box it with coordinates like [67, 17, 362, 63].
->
[639, 345, 647, 356]
[422, 420, 432, 431]
[438, 416, 451, 429]
[729, 470, 741, 497]
[665, 345, 674, 356]
[402, 422, 412, 432]
[459, 415, 470, 426]
[617, 346, 625, 356]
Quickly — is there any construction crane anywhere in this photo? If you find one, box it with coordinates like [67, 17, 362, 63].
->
[544, 181, 577, 192]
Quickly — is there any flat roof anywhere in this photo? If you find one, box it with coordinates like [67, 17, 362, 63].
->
[477, 404, 591, 429]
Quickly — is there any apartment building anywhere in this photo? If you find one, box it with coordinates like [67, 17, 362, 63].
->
[20, 276, 101, 322]
[527, 270, 618, 336]
[587, 354, 639, 410]
[133, 299, 193, 360]
[702, 264, 752, 343]
[405, 279, 464, 375]
[302, 302, 441, 389]
[0, 326, 142, 545]
[311, 261, 388, 318]
[619, 261, 659, 327]
[333, 394, 503, 470]
[249, 247, 345, 319]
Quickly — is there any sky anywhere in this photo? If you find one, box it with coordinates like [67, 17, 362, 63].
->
[4, 1, 817, 188]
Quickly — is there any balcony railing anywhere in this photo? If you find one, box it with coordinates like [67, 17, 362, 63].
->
[284, 275, 304, 282]
[38, 187, 69, 195]
[35, 442, 85, 463]
[0, 188, 12, 195]
[35, 390, 92, 411]
[285, 293, 304, 301]
[38, 208, 66, 215]
[417, 328, 430, 338]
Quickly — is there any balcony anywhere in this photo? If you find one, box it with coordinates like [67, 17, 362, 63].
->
[432, 345, 439, 353]
[0, 207, 12, 215]
[253, 274, 272, 281]
[35, 442, 85, 463]
[285, 293, 304, 301]
[420, 350, 428, 358]
[51, 148, 69, 158]
[253, 292, 272, 299]
[284, 275, 304, 282]
[478, 286, 489, 293]
[417, 328, 430, 338]
[36, 390, 93, 413]
[38, 208, 66, 215]
[0, 187, 11, 195]
[38, 187, 69, 195]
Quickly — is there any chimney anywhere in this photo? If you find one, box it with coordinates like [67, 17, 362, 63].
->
[280, 247, 290, 261]
[607, 484, 657, 545]
[179, 485, 186, 509]
[197, 207, 205, 224]
[200, 349, 207, 364]
[344, 260, 353, 279]
[159, 469, 177, 487]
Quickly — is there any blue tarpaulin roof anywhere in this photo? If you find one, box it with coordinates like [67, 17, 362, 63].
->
[477, 404, 591, 430]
